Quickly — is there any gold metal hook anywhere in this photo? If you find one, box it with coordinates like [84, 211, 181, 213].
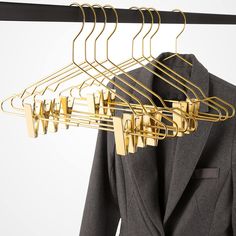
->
[149, 8, 161, 56]
[140, 7, 154, 57]
[148, 9, 230, 120]
[70, 3, 86, 63]
[92, 4, 107, 61]
[80, 3, 97, 63]
[103, 5, 119, 60]
[173, 9, 186, 54]
[129, 7, 145, 58]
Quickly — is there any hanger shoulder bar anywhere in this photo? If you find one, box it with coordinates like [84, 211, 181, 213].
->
[0, 2, 236, 24]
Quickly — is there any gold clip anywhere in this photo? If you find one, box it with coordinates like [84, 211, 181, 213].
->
[24, 103, 38, 138]
[94, 91, 101, 115]
[60, 96, 74, 129]
[186, 98, 200, 133]
[113, 116, 127, 156]
[186, 98, 200, 116]
[104, 89, 116, 116]
[123, 113, 136, 154]
[172, 101, 188, 136]
[98, 90, 105, 115]
[154, 111, 163, 146]
[87, 94, 96, 114]
[87, 89, 116, 117]
[135, 115, 145, 148]
[143, 114, 157, 146]
[42, 99, 52, 134]
[47, 98, 60, 132]
[34, 100, 47, 135]
[113, 113, 136, 156]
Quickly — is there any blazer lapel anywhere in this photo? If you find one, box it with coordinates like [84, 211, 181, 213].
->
[162, 52, 212, 223]
[163, 121, 213, 223]
[126, 153, 165, 235]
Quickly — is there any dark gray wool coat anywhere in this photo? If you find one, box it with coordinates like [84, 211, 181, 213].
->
[80, 53, 236, 236]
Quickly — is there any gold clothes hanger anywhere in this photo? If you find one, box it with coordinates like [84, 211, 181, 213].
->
[138, 7, 223, 123]
[133, 7, 233, 123]
[148, 8, 235, 121]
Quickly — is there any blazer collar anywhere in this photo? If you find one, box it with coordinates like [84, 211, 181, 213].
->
[127, 53, 213, 228]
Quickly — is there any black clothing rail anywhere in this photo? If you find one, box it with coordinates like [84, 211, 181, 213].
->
[0, 2, 236, 24]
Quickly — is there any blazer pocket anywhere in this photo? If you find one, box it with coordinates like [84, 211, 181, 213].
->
[192, 167, 220, 179]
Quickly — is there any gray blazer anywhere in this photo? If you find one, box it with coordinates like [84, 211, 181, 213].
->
[79, 53, 236, 236]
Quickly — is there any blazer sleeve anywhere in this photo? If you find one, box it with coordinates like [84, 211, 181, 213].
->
[79, 129, 120, 236]
[232, 121, 236, 234]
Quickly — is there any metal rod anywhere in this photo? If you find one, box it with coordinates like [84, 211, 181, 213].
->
[0, 2, 236, 24]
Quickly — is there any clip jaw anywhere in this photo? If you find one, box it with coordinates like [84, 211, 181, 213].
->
[24, 96, 75, 138]
[113, 111, 163, 156]
[24, 100, 49, 138]
[24, 103, 38, 138]
[87, 89, 116, 117]
[172, 99, 200, 136]
[60, 96, 74, 129]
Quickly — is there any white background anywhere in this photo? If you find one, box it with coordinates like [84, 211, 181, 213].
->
[0, 1, 236, 236]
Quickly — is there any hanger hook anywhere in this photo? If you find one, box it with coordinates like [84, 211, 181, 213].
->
[70, 3, 85, 63]
[103, 5, 119, 60]
[173, 9, 187, 54]
[92, 4, 107, 61]
[140, 7, 154, 57]
[149, 8, 161, 57]
[129, 7, 145, 58]
[81, 3, 97, 63]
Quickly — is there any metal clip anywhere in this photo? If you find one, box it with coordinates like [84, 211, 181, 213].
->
[123, 113, 136, 154]
[87, 89, 116, 116]
[98, 90, 105, 115]
[42, 99, 52, 133]
[104, 89, 116, 116]
[154, 111, 163, 146]
[172, 101, 188, 136]
[48, 98, 61, 132]
[24, 103, 38, 138]
[186, 98, 200, 133]
[113, 116, 127, 156]
[60, 96, 74, 129]
[34, 100, 47, 135]
[143, 115, 157, 146]
[113, 113, 136, 156]
[134, 115, 145, 148]
[142, 109, 162, 146]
